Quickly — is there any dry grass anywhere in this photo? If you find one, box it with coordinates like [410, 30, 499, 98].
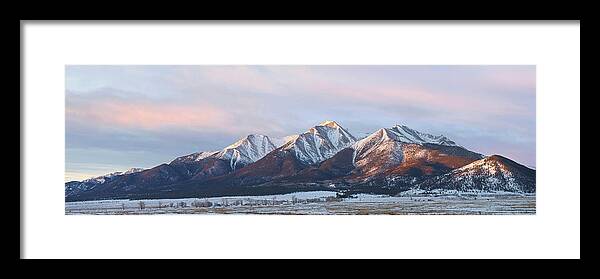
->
[357, 208, 371, 215]
[214, 207, 229, 214]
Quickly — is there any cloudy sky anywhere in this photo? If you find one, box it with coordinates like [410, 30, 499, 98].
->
[65, 65, 536, 181]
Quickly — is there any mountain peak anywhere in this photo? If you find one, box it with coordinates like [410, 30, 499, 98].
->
[487, 154, 508, 161]
[421, 154, 536, 193]
[481, 155, 532, 170]
[318, 120, 341, 128]
[385, 124, 458, 146]
[170, 151, 218, 164]
[226, 134, 269, 148]
[281, 121, 357, 165]
[173, 134, 277, 169]
[123, 167, 145, 174]
[392, 124, 409, 129]
[305, 121, 356, 140]
[217, 134, 276, 170]
[457, 154, 534, 174]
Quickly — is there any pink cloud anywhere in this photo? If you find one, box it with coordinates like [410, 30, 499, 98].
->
[67, 98, 236, 132]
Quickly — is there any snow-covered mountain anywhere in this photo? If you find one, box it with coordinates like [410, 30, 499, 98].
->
[418, 155, 536, 193]
[171, 134, 276, 171]
[350, 125, 480, 177]
[196, 121, 358, 187]
[66, 135, 276, 200]
[170, 151, 218, 164]
[65, 121, 535, 201]
[74, 167, 145, 185]
[65, 167, 145, 197]
[386, 125, 457, 146]
[353, 125, 458, 160]
[214, 134, 276, 170]
[280, 120, 356, 165]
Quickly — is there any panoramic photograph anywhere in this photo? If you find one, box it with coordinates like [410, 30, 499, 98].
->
[65, 65, 536, 215]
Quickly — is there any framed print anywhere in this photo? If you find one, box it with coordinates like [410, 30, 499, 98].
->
[21, 21, 580, 259]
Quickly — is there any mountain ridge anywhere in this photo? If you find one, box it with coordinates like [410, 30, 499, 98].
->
[65, 121, 535, 201]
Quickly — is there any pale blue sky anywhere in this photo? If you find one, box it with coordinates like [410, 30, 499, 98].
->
[66, 65, 536, 181]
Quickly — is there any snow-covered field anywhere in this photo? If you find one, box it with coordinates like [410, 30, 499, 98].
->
[65, 190, 535, 215]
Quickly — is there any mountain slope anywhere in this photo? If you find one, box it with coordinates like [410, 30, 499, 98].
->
[66, 121, 534, 200]
[281, 120, 356, 165]
[289, 125, 482, 182]
[352, 125, 481, 177]
[418, 155, 536, 193]
[65, 134, 276, 201]
[65, 168, 145, 198]
[191, 121, 358, 187]
[213, 134, 276, 170]
[170, 151, 218, 164]
[351, 125, 472, 175]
